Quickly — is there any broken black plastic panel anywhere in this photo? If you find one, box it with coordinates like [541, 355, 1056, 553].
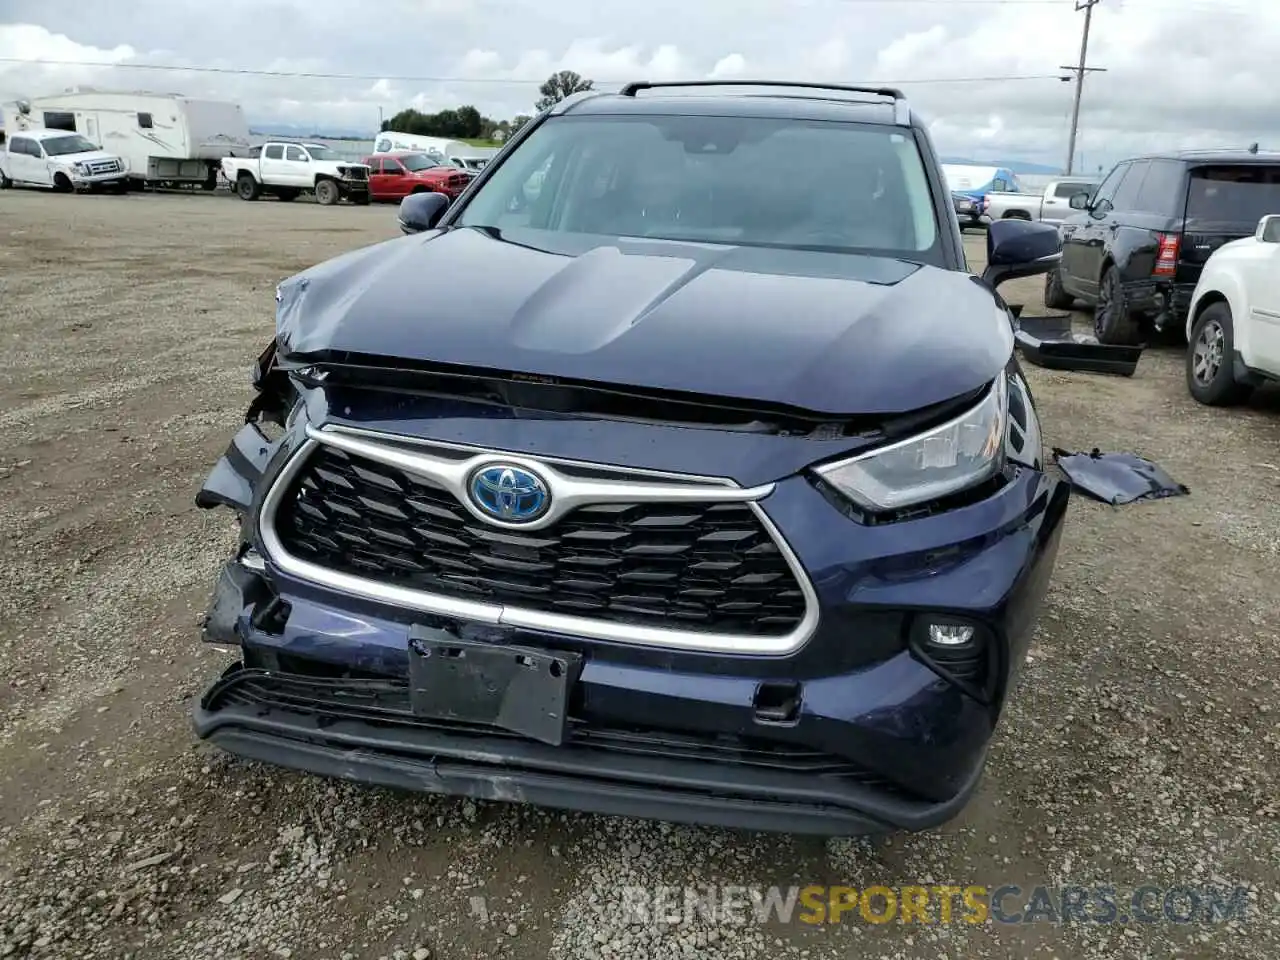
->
[1014, 314, 1143, 377]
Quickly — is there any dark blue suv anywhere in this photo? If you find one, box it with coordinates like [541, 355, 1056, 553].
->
[194, 81, 1070, 835]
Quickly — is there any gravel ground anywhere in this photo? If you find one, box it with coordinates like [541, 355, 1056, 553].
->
[0, 189, 1277, 960]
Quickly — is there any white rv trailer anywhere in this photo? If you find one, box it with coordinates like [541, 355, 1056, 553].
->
[372, 132, 471, 163]
[1, 89, 252, 187]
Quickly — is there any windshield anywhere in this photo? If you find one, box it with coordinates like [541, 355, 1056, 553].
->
[456, 114, 941, 261]
[400, 153, 441, 172]
[305, 145, 337, 161]
[42, 135, 98, 157]
[1186, 165, 1280, 227]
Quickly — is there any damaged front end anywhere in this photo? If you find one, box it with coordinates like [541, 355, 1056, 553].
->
[196, 337, 307, 648]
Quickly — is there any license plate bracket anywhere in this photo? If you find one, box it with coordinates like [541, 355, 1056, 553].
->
[407, 624, 581, 747]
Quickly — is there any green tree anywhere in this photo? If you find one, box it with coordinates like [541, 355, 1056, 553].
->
[535, 70, 594, 112]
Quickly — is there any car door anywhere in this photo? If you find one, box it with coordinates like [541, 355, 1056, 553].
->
[1247, 217, 1280, 369]
[1062, 162, 1131, 299]
[259, 143, 287, 183]
[380, 158, 408, 199]
[6, 137, 33, 183]
[1042, 180, 1095, 225]
[284, 145, 311, 187]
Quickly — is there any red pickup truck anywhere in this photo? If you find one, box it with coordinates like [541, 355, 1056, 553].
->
[361, 151, 472, 203]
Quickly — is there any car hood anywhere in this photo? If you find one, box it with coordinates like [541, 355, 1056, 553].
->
[276, 227, 1013, 416]
[50, 149, 120, 164]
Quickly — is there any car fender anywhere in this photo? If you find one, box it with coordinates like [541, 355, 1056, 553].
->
[1187, 258, 1255, 361]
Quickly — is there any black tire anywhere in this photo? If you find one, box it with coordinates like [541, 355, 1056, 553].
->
[1004, 211, 1032, 221]
[275, 189, 298, 202]
[1044, 267, 1074, 310]
[352, 193, 370, 206]
[314, 179, 339, 206]
[236, 174, 261, 201]
[1093, 265, 1141, 345]
[201, 171, 217, 191]
[53, 172, 73, 193]
[1186, 303, 1252, 406]
[0, 171, 11, 189]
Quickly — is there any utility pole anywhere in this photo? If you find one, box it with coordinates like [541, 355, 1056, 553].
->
[1062, 0, 1106, 175]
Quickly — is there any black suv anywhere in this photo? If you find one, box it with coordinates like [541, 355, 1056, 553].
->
[1047, 149, 1280, 344]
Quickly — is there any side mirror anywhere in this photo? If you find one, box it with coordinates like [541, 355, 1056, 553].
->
[981, 218, 1062, 288]
[398, 191, 449, 235]
[1256, 214, 1280, 243]
[1068, 192, 1090, 210]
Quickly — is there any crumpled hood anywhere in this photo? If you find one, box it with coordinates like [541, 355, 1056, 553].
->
[276, 227, 1013, 416]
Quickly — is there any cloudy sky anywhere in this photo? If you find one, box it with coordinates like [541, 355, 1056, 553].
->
[0, 0, 1272, 171]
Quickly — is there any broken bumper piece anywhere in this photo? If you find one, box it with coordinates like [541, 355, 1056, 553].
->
[192, 664, 986, 836]
[1014, 314, 1143, 377]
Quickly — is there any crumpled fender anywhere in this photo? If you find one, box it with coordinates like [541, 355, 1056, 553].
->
[194, 422, 278, 515]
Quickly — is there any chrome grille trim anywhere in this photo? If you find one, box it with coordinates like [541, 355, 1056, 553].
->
[258, 424, 820, 656]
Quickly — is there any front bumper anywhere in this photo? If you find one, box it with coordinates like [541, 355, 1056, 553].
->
[338, 177, 370, 200]
[193, 663, 987, 835]
[193, 420, 1069, 834]
[70, 172, 128, 190]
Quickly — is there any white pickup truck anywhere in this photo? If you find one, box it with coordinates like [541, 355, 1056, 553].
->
[221, 141, 370, 205]
[0, 128, 128, 193]
[982, 178, 1099, 225]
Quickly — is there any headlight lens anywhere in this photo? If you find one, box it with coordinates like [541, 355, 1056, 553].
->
[815, 372, 1008, 512]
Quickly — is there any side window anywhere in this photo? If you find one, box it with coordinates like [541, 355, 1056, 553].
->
[285, 145, 308, 162]
[1110, 160, 1149, 212]
[11, 137, 32, 156]
[1054, 181, 1093, 198]
[383, 159, 402, 175]
[1091, 162, 1129, 210]
[263, 144, 284, 160]
[1134, 160, 1186, 215]
[137, 113, 154, 129]
[42, 111, 76, 132]
[992, 177, 1009, 192]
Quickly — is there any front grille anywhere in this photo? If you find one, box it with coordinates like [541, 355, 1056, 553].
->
[273, 444, 808, 637]
[343, 167, 369, 181]
[88, 160, 120, 175]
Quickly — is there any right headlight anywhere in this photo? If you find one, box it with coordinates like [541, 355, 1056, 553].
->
[814, 372, 1008, 513]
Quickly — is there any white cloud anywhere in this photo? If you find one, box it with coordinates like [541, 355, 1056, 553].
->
[1, 0, 1278, 170]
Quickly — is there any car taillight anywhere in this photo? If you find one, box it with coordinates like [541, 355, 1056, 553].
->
[1154, 233, 1180, 276]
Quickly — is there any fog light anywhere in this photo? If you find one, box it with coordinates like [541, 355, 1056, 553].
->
[927, 622, 976, 647]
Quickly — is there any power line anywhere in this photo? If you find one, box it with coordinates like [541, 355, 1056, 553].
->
[0, 58, 1068, 86]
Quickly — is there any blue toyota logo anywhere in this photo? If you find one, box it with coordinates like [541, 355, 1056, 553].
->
[468, 464, 550, 523]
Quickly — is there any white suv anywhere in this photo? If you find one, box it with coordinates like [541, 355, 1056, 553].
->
[1185, 214, 1280, 405]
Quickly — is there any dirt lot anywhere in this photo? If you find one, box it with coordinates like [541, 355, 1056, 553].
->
[0, 189, 1277, 960]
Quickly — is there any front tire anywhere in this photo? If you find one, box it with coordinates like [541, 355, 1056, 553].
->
[1044, 267, 1074, 310]
[314, 179, 339, 206]
[1186, 303, 1252, 406]
[1093, 265, 1141, 345]
[0, 171, 11, 189]
[236, 174, 261, 201]
[53, 173, 73, 193]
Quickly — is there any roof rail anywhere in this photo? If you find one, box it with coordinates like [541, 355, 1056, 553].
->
[617, 80, 910, 125]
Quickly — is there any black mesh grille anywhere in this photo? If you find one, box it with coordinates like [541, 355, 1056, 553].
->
[273, 445, 808, 636]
